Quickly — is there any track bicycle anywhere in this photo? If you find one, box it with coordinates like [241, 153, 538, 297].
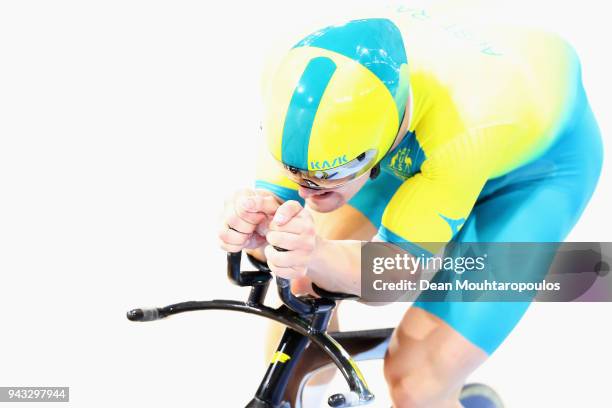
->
[127, 250, 505, 407]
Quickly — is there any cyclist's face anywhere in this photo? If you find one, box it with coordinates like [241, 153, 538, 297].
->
[297, 171, 369, 212]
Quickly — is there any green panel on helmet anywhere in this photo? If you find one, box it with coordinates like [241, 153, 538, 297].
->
[281, 56, 337, 170]
[294, 18, 409, 117]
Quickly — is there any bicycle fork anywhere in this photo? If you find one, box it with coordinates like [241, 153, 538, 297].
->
[246, 328, 310, 408]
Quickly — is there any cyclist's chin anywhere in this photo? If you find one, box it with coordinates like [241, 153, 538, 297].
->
[305, 191, 345, 212]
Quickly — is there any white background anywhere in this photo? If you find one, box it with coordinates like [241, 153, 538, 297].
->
[0, 0, 610, 407]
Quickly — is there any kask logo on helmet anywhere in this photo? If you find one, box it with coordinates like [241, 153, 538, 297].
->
[310, 154, 348, 170]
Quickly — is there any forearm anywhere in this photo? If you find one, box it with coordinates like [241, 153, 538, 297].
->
[307, 237, 363, 296]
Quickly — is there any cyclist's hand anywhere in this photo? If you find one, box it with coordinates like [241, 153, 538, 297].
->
[219, 189, 280, 253]
[264, 200, 317, 279]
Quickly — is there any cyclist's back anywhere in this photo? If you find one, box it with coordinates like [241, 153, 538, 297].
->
[395, 10, 582, 176]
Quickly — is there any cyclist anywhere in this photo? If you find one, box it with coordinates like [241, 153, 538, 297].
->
[219, 9, 602, 408]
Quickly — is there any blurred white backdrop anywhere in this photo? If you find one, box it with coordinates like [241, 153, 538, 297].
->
[0, 1, 610, 407]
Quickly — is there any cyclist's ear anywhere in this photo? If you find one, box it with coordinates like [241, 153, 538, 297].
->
[370, 163, 381, 180]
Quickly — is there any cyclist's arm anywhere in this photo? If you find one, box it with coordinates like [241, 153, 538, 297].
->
[307, 127, 518, 295]
[304, 153, 488, 297]
[307, 238, 363, 295]
[375, 129, 496, 255]
[378, 124, 532, 252]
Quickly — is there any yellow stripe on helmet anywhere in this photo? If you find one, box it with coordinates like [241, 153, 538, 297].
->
[264, 47, 400, 171]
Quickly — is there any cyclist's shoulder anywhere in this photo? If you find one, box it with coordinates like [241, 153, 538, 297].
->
[385, 5, 579, 74]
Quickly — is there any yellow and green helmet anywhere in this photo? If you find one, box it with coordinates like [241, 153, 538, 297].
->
[263, 18, 410, 189]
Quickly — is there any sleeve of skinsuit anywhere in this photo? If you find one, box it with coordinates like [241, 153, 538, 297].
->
[375, 124, 520, 255]
[253, 144, 304, 205]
